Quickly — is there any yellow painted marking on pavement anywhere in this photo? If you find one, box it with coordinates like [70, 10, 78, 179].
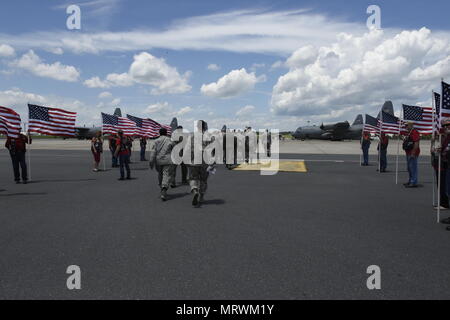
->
[233, 160, 307, 173]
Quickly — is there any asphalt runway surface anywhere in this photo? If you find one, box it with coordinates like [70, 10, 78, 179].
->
[0, 148, 449, 300]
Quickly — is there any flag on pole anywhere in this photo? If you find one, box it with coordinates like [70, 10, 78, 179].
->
[442, 81, 450, 119]
[126, 114, 172, 138]
[28, 104, 76, 137]
[378, 111, 401, 134]
[102, 112, 136, 136]
[402, 105, 433, 135]
[364, 114, 379, 134]
[0, 106, 21, 138]
[434, 92, 442, 132]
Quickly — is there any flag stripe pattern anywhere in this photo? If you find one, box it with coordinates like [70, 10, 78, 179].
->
[434, 92, 441, 132]
[102, 113, 136, 136]
[379, 111, 401, 134]
[402, 104, 433, 135]
[28, 104, 76, 137]
[0, 106, 21, 138]
[364, 114, 379, 134]
[442, 81, 450, 118]
[127, 114, 172, 138]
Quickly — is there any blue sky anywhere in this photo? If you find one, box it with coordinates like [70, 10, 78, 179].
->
[0, 0, 449, 130]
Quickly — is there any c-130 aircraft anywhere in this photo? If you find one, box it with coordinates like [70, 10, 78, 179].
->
[292, 101, 394, 141]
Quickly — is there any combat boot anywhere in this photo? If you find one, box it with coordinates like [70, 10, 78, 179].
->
[161, 187, 168, 201]
[192, 188, 200, 206]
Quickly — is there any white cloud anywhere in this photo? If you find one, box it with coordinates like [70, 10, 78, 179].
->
[145, 102, 171, 114]
[201, 68, 263, 98]
[250, 63, 265, 71]
[286, 45, 318, 68]
[11, 50, 80, 82]
[176, 106, 193, 116]
[84, 77, 109, 88]
[0, 9, 369, 55]
[271, 28, 450, 120]
[46, 47, 64, 55]
[207, 64, 221, 71]
[98, 91, 112, 99]
[96, 97, 121, 109]
[0, 44, 15, 57]
[270, 60, 285, 70]
[236, 105, 256, 117]
[84, 52, 191, 94]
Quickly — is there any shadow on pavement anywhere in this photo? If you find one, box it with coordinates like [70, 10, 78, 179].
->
[169, 193, 191, 200]
[29, 179, 96, 184]
[0, 192, 48, 197]
[202, 199, 226, 206]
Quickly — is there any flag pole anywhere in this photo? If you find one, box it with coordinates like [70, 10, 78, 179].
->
[102, 132, 106, 172]
[380, 109, 383, 172]
[25, 122, 32, 182]
[396, 115, 401, 185]
[438, 78, 445, 223]
[431, 90, 437, 207]
[360, 126, 363, 167]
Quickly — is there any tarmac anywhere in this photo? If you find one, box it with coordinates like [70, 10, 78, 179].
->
[0, 139, 449, 300]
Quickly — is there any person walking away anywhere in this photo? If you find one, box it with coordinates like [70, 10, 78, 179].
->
[5, 129, 31, 184]
[109, 134, 118, 167]
[149, 128, 175, 201]
[361, 131, 371, 166]
[114, 130, 131, 180]
[140, 137, 148, 161]
[378, 133, 389, 172]
[91, 131, 103, 172]
[171, 126, 188, 186]
[189, 120, 214, 207]
[403, 122, 420, 188]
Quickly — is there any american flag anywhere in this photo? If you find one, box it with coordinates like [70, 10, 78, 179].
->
[364, 114, 379, 134]
[28, 104, 76, 137]
[102, 113, 136, 136]
[442, 81, 450, 118]
[434, 92, 441, 132]
[402, 104, 433, 135]
[378, 111, 401, 134]
[0, 106, 21, 138]
[127, 114, 172, 138]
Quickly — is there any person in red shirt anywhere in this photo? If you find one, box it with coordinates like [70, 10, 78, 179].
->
[114, 130, 131, 180]
[403, 122, 420, 188]
[378, 133, 389, 172]
[5, 130, 32, 184]
[91, 131, 103, 172]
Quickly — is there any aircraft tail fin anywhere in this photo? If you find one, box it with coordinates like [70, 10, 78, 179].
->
[381, 101, 394, 115]
[170, 117, 178, 131]
[113, 108, 122, 117]
[353, 114, 363, 126]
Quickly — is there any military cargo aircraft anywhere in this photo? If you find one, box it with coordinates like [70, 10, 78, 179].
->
[293, 115, 364, 141]
[292, 101, 395, 141]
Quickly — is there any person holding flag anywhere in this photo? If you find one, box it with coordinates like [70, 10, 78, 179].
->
[114, 130, 132, 181]
[361, 131, 372, 166]
[403, 122, 421, 188]
[5, 128, 32, 184]
[378, 133, 389, 172]
[91, 131, 103, 172]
